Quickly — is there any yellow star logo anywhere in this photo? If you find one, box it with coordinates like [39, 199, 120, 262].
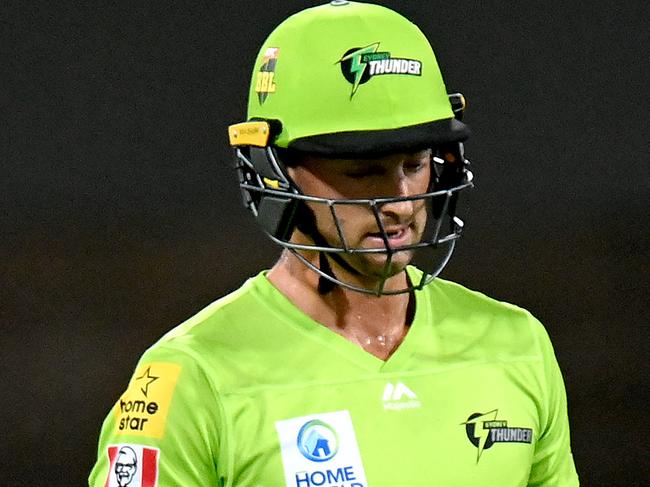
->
[135, 366, 159, 397]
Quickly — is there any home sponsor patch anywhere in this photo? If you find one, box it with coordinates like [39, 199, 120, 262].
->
[276, 410, 368, 487]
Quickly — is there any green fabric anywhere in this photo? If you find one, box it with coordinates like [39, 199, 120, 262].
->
[246, 1, 454, 148]
[89, 269, 578, 486]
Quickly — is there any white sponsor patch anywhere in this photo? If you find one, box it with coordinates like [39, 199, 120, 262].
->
[104, 444, 159, 487]
[275, 410, 367, 487]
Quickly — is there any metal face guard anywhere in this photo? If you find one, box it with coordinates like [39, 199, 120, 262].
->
[234, 145, 473, 295]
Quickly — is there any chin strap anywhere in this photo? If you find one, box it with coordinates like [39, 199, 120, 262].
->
[294, 201, 361, 295]
[312, 231, 362, 295]
[317, 252, 337, 295]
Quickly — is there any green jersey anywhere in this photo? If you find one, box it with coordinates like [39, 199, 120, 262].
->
[90, 268, 578, 486]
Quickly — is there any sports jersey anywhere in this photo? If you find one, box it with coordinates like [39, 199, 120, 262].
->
[89, 267, 579, 486]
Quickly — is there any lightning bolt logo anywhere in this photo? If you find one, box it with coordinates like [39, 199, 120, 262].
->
[462, 409, 498, 463]
[337, 43, 380, 98]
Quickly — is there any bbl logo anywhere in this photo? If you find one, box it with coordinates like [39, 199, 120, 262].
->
[337, 42, 422, 98]
[297, 419, 339, 462]
[462, 409, 534, 463]
[255, 47, 279, 105]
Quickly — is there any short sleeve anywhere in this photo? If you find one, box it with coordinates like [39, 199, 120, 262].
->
[527, 321, 579, 486]
[88, 343, 225, 486]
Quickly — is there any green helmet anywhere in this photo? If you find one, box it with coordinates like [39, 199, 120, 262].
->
[228, 1, 473, 295]
[241, 0, 469, 154]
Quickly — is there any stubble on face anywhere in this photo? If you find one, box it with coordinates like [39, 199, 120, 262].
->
[289, 150, 432, 285]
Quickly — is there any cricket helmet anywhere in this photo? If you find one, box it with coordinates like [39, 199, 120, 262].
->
[228, 1, 473, 295]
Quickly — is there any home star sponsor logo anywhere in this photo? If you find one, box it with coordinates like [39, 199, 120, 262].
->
[114, 362, 181, 438]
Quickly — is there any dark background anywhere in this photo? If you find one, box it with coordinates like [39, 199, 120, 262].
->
[2, 1, 647, 485]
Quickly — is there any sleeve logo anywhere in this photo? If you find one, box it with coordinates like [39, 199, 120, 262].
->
[114, 362, 181, 438]
[104, 444, 159, 487]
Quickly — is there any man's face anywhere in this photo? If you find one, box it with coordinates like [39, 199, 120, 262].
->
[288, 149, 432, 282]
[114, 450, 137, 486]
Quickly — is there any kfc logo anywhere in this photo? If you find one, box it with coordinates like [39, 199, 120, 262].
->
[114, 446, 137, 486]
[105, 444, 159, 487]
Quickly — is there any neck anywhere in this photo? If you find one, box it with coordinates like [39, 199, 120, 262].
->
[267, 249, 414, 360]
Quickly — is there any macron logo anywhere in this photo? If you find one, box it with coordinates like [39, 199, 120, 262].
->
[382, 382, 417, 401]
[382, 382, 421, 411]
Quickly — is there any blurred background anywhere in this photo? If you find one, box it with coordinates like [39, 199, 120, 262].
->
[2, 1, 647, 485]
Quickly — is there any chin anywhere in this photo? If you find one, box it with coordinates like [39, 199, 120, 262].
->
[354, 249, 414, 278]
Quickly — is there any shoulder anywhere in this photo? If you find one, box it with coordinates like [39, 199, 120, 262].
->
[137, 271, 293, 390]
[429, 276, 533, 316]
[421, 275, 551, 361]
[149, 272, 269, 354]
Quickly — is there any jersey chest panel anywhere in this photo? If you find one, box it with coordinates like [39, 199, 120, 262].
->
[220, 361, 539, 487]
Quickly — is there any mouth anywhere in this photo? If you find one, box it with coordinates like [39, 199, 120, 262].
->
[365, 226, 412, 248]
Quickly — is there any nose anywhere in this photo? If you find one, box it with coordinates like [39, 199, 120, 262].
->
[378, 169, 416, 218]
[377, 163, 416, 196]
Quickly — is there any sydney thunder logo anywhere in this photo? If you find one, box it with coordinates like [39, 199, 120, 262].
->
[462, 409, 533, 463]
[337, 43, 422, 98]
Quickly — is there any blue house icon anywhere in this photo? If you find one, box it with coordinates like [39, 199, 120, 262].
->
[298, 420, 338, 462]
[312, 438, 331, 458]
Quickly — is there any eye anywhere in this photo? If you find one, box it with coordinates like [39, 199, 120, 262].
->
[404, 161, 425, 173]
[404, 149, 432, 172]
[343, 165, 385, 179]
